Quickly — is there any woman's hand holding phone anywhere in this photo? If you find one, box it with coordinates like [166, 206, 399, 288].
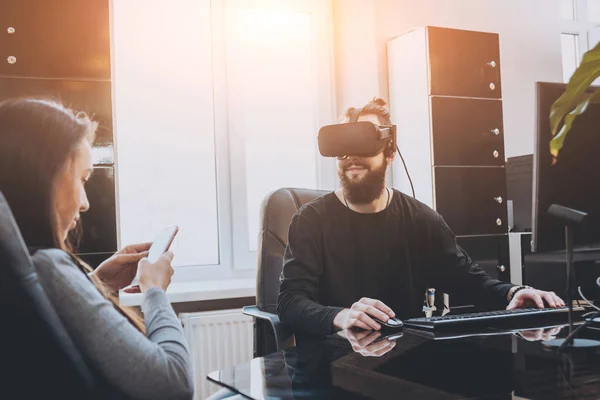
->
[123, 251, 175, 294]
[122, 226, 178, 293]
[91, 242, 151, 292]
[136, 251, 175, 293]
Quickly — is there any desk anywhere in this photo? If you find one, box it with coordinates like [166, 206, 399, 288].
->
[208, 316, 600, 399]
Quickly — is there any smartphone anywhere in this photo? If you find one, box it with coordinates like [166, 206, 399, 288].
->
[147, 225, 179, 263]
[129, 226, 179, 287]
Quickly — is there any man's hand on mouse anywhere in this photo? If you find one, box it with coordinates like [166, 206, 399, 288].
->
[333, 297, 395, 331]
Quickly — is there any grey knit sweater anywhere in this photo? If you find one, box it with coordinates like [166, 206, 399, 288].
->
[32, 249, 194, 400]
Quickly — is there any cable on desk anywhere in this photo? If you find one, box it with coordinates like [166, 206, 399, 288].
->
[577, 287, 600, 313]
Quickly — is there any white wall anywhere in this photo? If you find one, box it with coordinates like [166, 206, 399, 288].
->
[373, 0, 564, 158]
[332, 0, 380, 117]
[334, 0, 565, 158]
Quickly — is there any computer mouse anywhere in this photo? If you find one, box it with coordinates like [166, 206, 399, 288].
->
[373, 317, 403, 329]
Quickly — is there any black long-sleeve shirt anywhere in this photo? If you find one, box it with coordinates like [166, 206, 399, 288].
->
[277, 189, 514, 336]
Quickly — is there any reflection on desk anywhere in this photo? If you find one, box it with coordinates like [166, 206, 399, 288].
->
[208, 317, 600, 400]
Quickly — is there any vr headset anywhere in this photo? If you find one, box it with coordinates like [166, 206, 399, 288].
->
[317, 108, 396, 158]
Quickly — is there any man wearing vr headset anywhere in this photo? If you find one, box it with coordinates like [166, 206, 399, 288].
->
[277, 98, 565, 339]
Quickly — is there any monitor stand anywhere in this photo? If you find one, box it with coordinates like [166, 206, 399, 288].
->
[542, 223, 600, 350]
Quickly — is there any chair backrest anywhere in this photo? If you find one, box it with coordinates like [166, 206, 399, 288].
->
[255, 188, 328, 309]
[0, 192, 95, 399]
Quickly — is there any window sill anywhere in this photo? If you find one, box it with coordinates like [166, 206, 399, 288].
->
[119, 278, 256, 307]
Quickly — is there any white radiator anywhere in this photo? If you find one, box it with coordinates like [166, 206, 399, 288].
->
[180, 309, 254, 400]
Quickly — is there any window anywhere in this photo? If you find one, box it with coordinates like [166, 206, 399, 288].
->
[559, 0, 600, 83]
[214, 0, 336, 270]
[559, 0, 600, 22]
[588, 0, 600, 22]
[112, 0, 220, 268]
[560, 0, 576, 19]
[560, 33, 580, 83]
[112, 0, 335, 279]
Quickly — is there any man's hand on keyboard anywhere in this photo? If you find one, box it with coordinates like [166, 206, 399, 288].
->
[507, 288, 566, 310]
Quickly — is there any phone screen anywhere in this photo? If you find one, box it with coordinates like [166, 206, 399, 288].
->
[147, 226, 179, 263]
[129, 226, 178, 287]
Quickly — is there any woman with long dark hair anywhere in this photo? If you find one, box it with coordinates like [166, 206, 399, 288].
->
[0, 98, 194, 400]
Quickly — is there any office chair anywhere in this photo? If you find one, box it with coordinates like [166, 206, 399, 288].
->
[0, 191, 96, 399]
[243, 187, 328, 357]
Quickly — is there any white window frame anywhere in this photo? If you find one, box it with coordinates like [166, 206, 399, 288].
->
[560, 0, 600, 79]
[211, 0, 338, 274]
[110, 0, 337, 283]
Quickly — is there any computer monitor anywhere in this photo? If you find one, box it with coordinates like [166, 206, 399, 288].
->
[532, 82, 600, 252]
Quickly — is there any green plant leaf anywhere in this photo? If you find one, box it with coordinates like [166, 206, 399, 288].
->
[549, 41, 600, 139]
[549, 87, 600, 157]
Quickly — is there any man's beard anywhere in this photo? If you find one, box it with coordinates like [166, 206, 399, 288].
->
[338, 159, 387, 205]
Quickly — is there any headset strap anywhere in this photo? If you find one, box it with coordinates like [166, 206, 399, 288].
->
[349, 107, 362, 123]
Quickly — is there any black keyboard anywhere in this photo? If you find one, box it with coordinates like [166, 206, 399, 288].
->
[404, 306, 585, 330]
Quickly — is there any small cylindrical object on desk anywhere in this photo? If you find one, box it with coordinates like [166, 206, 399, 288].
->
[427, 288, 435, 308]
